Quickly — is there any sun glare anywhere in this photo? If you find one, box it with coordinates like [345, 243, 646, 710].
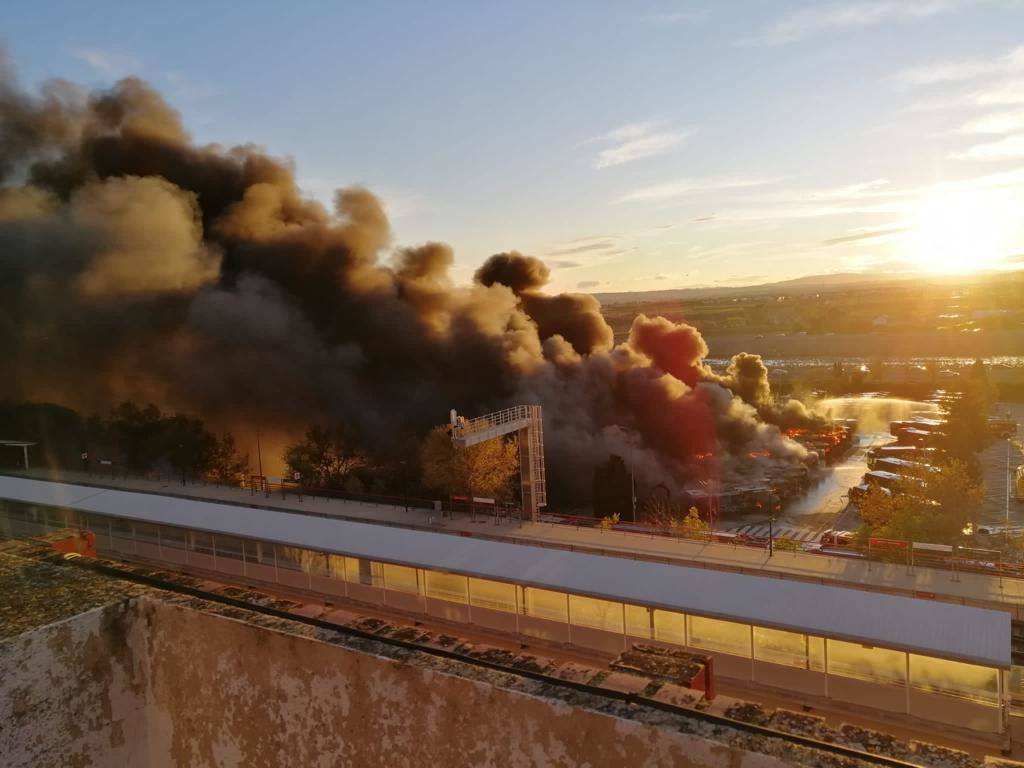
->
[906, 188, 1016, 274]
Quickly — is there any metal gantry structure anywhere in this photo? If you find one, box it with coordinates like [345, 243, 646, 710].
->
[450, 405, 547, 521]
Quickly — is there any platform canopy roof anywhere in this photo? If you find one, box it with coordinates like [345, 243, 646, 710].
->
[0, 474, 1011, 668]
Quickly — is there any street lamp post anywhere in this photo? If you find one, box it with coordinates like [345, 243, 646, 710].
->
[768, 516, 775, 557]
[399, 459, 409, 512]
[1007, 438, 1012, 527]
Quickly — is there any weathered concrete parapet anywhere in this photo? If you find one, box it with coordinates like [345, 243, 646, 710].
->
[0, 543, 951, 767]
[0, 601, 149, 767]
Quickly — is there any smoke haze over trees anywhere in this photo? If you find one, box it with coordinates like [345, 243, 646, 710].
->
[0, 53, 820, 502]
[0, 400, 246, 481]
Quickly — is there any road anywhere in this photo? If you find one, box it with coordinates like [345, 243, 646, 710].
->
[723, 431, 892, 541]
[979, 403, 1024, 526]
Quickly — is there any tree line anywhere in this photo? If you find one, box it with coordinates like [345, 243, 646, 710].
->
[0, 401, 248, 483]
[856, 360, 1000, 546]
[0, 401, 522, 504]
[281, 424, 521, 502]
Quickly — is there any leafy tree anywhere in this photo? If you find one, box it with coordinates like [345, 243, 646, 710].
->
[943, 361, 996, 480]
[109, 402, 166, 472]
[642, 491, 677, 527]
[849, 366, 867, 392]
[163, 414, 220, 480]
[643, 495, 710, 538]
[0, 399, 248, 483]
[858, 459, 982, 544]
[592, 454, 632, 519]
[868, 356, 885, 385]
[206, 433, 249, 484]
[420, 426, 519, 500]
[827, 362, 848, 395]
[0, 401, 84, 468]
[678, 506, 711, 537]
[283, 425, 369, 489]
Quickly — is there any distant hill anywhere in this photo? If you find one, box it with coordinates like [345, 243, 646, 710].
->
[592, 269, 1024, 306]
[592, 272, 919, 306]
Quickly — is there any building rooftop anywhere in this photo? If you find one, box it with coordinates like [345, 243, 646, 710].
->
[0, 537, 143, 640]
[5, 469, 1024, 619]
[0, 474, 1011, 667]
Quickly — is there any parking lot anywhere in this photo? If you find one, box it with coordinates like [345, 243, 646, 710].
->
[980, 402, 1024, 525]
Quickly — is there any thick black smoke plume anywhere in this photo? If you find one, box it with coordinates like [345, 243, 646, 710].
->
[1, 55, 818, 501]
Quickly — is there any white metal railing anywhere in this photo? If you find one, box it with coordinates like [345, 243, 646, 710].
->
[456, 406, 531, 437]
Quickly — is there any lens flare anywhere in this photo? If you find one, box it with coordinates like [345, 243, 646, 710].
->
[906, 188, 1015, 274]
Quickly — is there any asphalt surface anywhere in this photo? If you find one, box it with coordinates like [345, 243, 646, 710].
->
[980, 402, 1024, 525]
[723, 431, 892, 540]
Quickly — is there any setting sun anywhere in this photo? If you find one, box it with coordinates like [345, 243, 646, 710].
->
[906, 188, 1016, 275]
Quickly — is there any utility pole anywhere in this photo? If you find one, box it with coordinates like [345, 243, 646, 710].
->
[399, 459, 409, 512]
[631, 463, 636, 523]
[1007, 438, 1012, 527]
[256, 427, 264, 478]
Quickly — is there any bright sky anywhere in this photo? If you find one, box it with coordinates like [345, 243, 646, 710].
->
[6, 1, 1024, 293]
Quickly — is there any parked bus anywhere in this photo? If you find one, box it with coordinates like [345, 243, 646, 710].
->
[866, 445, 942, 470]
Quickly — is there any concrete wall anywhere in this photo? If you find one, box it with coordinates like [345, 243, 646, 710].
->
[138, 599, 799, 768]
[0, 601, 149, 768]
[1, 595, 868, 768]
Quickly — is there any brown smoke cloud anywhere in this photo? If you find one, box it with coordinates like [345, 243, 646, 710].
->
[0, 53, 819, 502]
[476, 251, 614, 355]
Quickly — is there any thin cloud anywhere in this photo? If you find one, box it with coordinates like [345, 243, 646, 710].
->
[793, 178, 893, 201]
[546, 259, 582, 270]
[538, 235, 628, 267]
[823, 226, 909, 246]
[72, 48, 141, 78]
[896, 44, 1024, 86]
[958, 110, 1024, 134]
[712, 167, 1024, 225]
[746, 1, 972, 46]
[576, 280, 601, 289]
[906, 79, 1024, 113]
[953, 133, 1024, 160]
[547, 237, 622, 255]
[615, 175, 783, 204]
[976, 79, 1024, 106]
[639, 9, 709, 25]
[585, 121, 694, 169]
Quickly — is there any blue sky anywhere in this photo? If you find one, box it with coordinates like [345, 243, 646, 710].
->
[5, 1, 1024, 292]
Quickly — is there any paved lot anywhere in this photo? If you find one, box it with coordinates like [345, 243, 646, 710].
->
[980, 402, 1024, 525]
[723, 431, 892, 541]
